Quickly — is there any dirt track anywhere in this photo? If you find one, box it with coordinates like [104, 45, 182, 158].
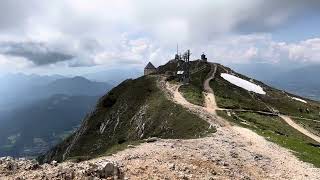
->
[161, 66, 320, 179]
[280, 115, 320, 143]
[204, 63, 320, 144]
[162, 78, 320, 179]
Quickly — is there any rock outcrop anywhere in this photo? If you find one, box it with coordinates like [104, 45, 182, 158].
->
[0, 156, 123, 180]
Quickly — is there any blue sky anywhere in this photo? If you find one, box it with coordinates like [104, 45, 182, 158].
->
[0, 0, 319, 76]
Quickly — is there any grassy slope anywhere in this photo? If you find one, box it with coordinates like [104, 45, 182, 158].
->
[217, 110, 320, 167]
[179, 85, 204, 106]
[179, 61, 211, 106]
[210, 65, 269, 111]
[211, 64, 320, 119]
[39, 76, 214, 163]
[212, 64, 320, 167]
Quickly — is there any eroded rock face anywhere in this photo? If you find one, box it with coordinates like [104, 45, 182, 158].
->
[0, 157, 123, 180]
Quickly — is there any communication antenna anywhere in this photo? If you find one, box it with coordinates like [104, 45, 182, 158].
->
[177, 44, 179, 55]
[181, 49, 191, 84]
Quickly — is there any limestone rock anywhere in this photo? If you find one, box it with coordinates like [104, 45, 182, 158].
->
[145, 137, 159, 143]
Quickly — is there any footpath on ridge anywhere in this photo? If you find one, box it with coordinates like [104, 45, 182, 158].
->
[202, 63, 320, 144]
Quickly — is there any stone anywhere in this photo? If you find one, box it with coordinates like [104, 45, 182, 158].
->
[51, 160, 58, 166]
[168, 163, 175, 170]
[254, 154, 263, 161]
[145, 137, 159, 143]
[25, 162, 40, 170]
[6, 161, 18, 171]
[97, 162, 121, 178]
[223, 162, 229, 166]
[230, 151, 238, 158]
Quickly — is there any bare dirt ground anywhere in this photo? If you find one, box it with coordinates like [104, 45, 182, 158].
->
[203, 64, 219, 114]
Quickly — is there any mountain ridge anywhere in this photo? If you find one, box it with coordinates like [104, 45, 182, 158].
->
[3, 60, 320, 179]
[40, 60, 320, 165]
[39, 71, 214, 163]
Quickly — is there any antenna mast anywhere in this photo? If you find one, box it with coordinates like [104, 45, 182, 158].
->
[177, 44, 179, 55]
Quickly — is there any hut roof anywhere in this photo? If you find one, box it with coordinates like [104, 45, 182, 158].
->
[145, 62, 156, 69]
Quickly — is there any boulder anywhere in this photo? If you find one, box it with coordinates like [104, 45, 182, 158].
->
[98, 162, 121, 178]
[5, 161, 18, 171]
[51, 160, 58, 166]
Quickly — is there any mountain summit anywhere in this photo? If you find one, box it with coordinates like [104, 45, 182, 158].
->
[5, 59, 320, 179]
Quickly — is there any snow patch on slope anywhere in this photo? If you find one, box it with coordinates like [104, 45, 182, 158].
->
[221, 73, 266, 95]
[290, 96, 307, 104]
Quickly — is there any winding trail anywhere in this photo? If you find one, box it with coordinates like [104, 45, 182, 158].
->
[162, 65, 320, 179]
[164, 80, 227, 127]
[203, 64, 219, 114]
[202, 63, 320, 144]
[280, 115, 320, 143]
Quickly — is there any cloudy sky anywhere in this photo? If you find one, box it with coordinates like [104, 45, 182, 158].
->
[0, 0, 320, 75]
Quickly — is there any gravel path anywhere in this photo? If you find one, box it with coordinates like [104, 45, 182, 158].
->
[204, 63, 320, 145]
[280, 115, 320, 143]
[162, 71, 320, 179]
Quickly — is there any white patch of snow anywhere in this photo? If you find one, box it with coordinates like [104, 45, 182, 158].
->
[290, 96, 307, 104]
[221, 73, 266, 95]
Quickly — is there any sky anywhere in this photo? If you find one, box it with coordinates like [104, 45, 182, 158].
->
[0, 0, 320, 76]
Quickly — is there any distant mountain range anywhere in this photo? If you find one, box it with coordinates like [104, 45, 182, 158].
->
[0, 74, 112, 110]
[0, 94, 99, 157]
[0, 74, 113, 157]
[43, 76, 111, 96]
[84, 68, 142, 85]
[266, 65, 320, 101]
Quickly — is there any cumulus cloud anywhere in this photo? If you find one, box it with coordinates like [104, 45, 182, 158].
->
[0, 0, 319, 72]
[132, 0, 320, 42]
[204, 35, 320, 64]
[279, 38, 320, 63]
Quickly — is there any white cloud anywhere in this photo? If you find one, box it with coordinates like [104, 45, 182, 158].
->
[192, 35, 320, 65]
[0, 0, 319, 73]
[0, 54, 32, 72]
